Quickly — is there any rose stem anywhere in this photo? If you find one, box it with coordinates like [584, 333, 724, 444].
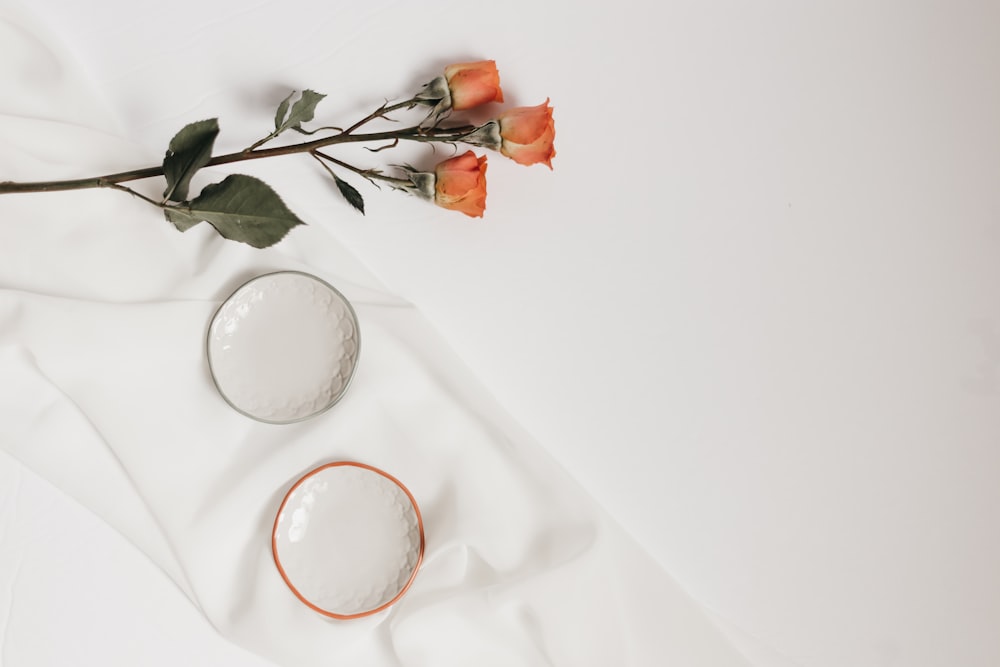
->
[0, 124, 476, 196]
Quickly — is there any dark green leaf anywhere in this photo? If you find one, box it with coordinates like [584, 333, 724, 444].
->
[162, 119, 219, 202]
[165, 174, 305, 248]
[164, 206, 202, 232]
[274, 90, 326, 135]
[332, 173, 365, 215]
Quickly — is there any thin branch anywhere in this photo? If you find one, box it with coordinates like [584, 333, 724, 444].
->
[312, 150, 412, 188]
[102, 182, 164, 209]
[365, 138, 399, 153]
[245, 133, 278, 152]
[310, 151, 343, 183]
[293, 125, 344, 136]
[341, 98, 423, 135]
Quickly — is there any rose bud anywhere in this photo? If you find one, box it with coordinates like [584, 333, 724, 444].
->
[401, 151, 488, 218]
[416, 61, 504, 124]
[497, 100, 556, 168]
[433, 151, 488, 217]
[443, 60, 504, 110]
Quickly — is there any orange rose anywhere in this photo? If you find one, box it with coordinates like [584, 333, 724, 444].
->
[443, 60, 504, 111]
[497, 100, 556, 168]
[434, 151, 488, 217]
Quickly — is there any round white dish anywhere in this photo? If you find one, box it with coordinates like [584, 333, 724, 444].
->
[207, 271, 360, 423]
[272, 462, 424, 619]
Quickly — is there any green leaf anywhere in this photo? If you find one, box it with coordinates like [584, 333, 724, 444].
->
[332, 173, 365, 215]
[162, 119, 219, 202]
[164, 206, 202, 232]
[163, 174, 305, 248]
[274, 90, 326, 135]
[274, 92, 294, 132]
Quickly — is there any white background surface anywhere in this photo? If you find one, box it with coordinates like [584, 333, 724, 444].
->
[2, 1, 1000, 665]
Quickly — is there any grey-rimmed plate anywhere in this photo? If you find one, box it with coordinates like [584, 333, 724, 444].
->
[207, 271, 360, 423]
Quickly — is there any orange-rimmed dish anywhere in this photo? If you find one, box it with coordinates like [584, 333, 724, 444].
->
[271, 462, 424, 619]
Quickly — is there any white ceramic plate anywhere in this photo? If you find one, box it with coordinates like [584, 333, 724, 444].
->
[207, 271, 360, 423]
[271, 462, 424, 619]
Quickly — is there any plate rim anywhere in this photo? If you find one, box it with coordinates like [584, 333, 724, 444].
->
[271, 461, 425, 620]
[206, 270, 361, 424]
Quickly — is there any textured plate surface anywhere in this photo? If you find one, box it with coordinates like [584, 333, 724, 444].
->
[272, 462, 424, 619]
[207, 271, 359, 423]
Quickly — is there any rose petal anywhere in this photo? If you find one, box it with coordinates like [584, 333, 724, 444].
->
[498, 100, 553, 145]
[444, 61, 503, 111]
[501, 123, 556, 168]
[434, 151, 488, 217]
